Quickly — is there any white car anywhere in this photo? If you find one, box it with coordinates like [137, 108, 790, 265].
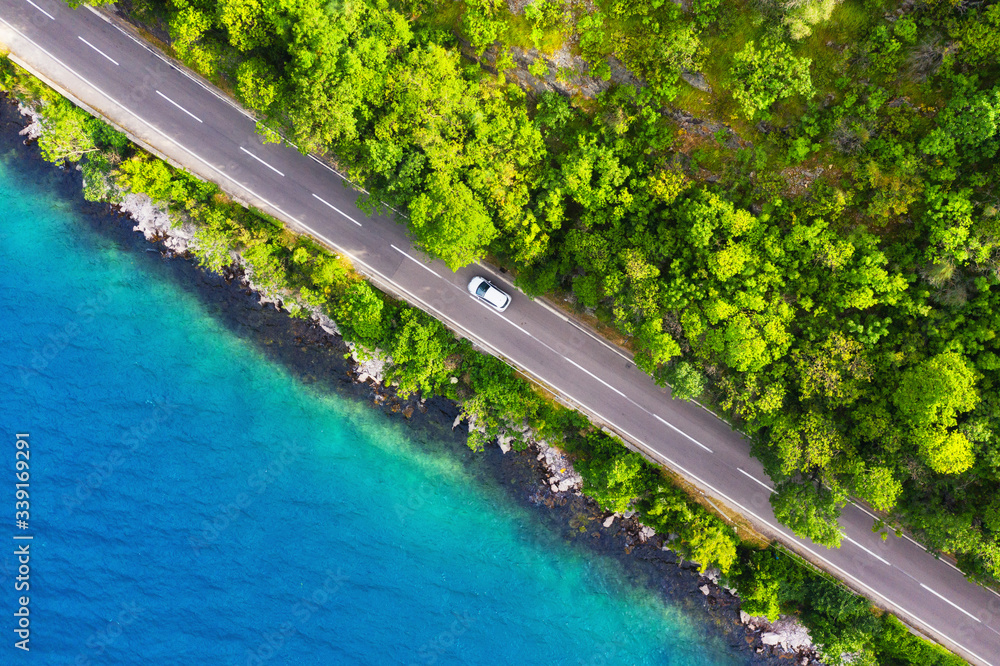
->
[468, 276, 511, 312]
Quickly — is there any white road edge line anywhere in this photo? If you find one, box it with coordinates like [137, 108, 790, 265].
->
[77, 36, 119, 66]
[849, 500, 879, 521]
[312, 193, 363, 227]
[588, 412, 997, 666]
[844, 536, 892, 566]
[25, 0, 55, 20]
[85, 5, 258, 124]
[155, 90, 203, 123]
[941, 559, 965, 573]
[567, 319, 634, 362]
[653, 414, 713, 453]
[390, 244, 439, 277]
[488, 272, 632, 364]
[533, 298, 569, 322]
[920, 584, 981, 622]
[903, 534, 929, 552]
[737, 467, 774, 494]
[7, 23, 994, 665]
[239, 146, 284, 177]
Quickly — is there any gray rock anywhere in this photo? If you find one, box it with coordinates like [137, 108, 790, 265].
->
[680, 69, 712, 93]
[603, 515, 615, 528]
[699, 584, 711, 596]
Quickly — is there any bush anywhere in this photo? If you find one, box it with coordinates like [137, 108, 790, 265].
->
[665, 361, 706, 401]
[334, 281, 388, 346]
[729, 40, 814, 119]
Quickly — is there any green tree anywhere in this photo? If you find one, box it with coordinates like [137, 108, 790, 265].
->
[729, 40, 814, 119]
[892, 352, 978, 473]
[115, 155, 182, 202]
[580, 449, 650, 513]
[955, 4, 1000, 66]
[665, 361, 706, 401]
[850, 463, 902, 513]
[236, 58, 278, 113]
[732, 548, 784, 620]
[191, 208, 239, 273]
[408, 174, 497, 270]
[771, 481, 844, 547]
[893, 352, 978, 426]
[386, 309, 456, 397]
[37, 100, 97, 165]
[784, 0, 840, 40]
[217, 0, 273, 52]
[335, 281, 387, 346]
[462, 353, 541, 452]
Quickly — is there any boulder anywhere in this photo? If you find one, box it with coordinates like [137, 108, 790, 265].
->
[680, 69, 712, 93]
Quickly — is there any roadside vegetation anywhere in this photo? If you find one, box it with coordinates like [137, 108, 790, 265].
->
[83, 0, 1000, 590]
[2, 0, 989, 652]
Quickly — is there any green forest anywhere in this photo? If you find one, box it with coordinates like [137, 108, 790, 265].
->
[106, 0, 1000, 585]
[1, 55, 966, 662]
[9, 0, 1000, 658]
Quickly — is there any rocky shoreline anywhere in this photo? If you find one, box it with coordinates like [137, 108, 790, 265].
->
[2, 93, 820, 664]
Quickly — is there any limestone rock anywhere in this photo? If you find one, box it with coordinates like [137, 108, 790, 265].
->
[680, 69, 712, 93]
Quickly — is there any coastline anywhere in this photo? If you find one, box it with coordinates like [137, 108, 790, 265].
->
[1, 92, 821, 664]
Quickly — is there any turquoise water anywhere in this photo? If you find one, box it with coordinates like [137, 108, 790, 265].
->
[0, 134, 742, 664]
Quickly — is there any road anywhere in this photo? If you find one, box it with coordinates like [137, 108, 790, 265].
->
[2, 2, 1000, 662]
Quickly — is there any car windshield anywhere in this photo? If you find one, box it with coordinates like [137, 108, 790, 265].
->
[476, 282, 490, 297]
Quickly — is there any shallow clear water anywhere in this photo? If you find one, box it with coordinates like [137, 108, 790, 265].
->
[0, 132, 742, 665]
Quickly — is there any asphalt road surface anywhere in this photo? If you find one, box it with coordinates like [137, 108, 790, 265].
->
[2, 2, 1000, 662]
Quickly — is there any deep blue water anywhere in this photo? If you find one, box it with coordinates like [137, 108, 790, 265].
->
[0, 124, 742, 665]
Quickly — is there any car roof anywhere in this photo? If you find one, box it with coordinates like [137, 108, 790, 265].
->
[483, 285, 508, 308]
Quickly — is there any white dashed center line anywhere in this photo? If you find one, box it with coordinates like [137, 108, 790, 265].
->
[312, 193, 363, 227]
[239, 146, 284, 177]
[920, 584, 980, 622]
[653, 414, 713, 453]
[155, 90, 203, 123]
[391, 244, 439, 277]
[78, 36, 118, 66]
[25, 0, 55, 20]
[13, 16, 999, 662]
[737, 467, 774, 493]
[844, 536, 891, 566]
[562, 356, 629, 399]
